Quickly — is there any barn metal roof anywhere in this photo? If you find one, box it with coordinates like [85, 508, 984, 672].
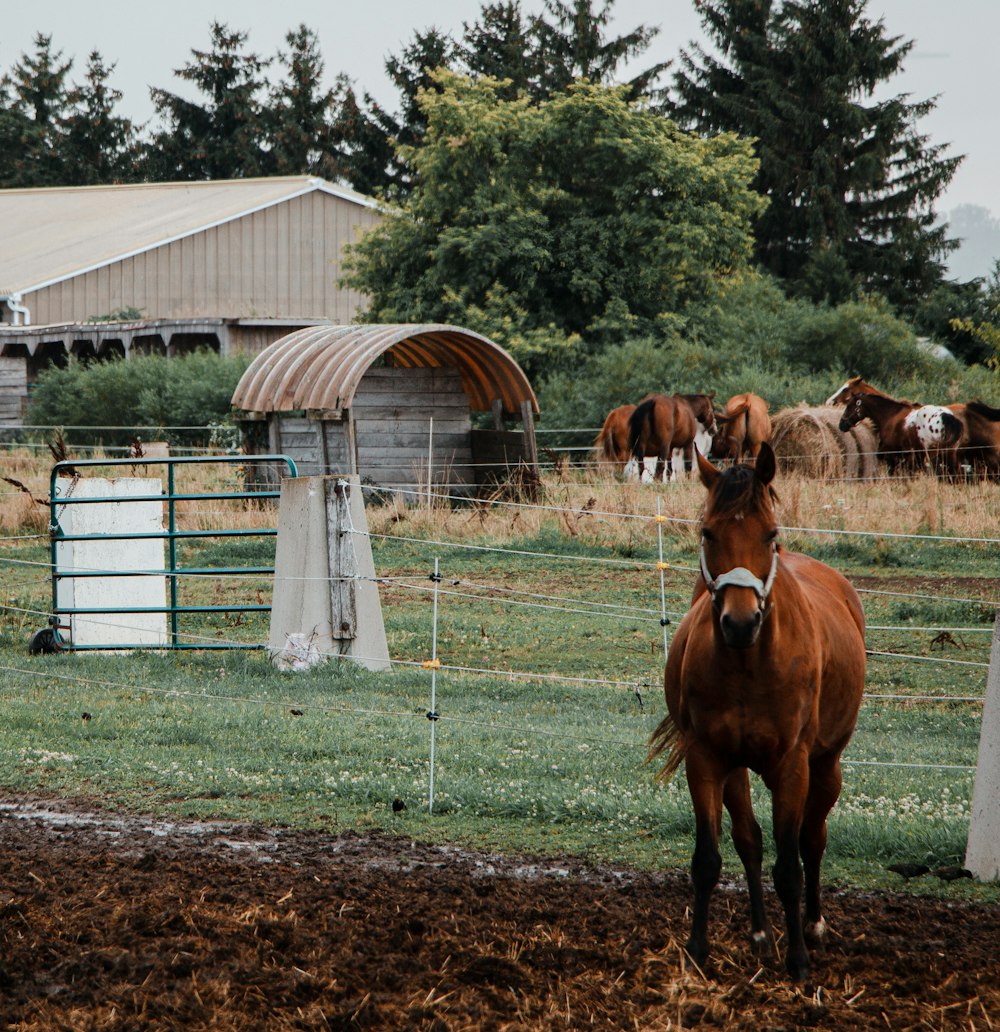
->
[0, 176, 378, 297]
[231, 324, 538, 415]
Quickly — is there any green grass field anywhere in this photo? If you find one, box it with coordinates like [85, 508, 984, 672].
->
[0, 464, 997, 902]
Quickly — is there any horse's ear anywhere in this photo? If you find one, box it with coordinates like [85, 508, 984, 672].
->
[755, 442, 776, 485]
[696, 448, 720, 489]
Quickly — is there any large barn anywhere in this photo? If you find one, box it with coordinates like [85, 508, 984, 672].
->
[0, 176, 382, 423]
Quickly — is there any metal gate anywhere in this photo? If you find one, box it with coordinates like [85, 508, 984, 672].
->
[41, 454, 297, 652]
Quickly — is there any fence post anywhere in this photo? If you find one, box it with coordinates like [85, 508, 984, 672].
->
[966, 613, 1000, 881]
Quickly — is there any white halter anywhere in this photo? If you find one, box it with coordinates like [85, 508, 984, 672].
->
[699, 540, 779, 607]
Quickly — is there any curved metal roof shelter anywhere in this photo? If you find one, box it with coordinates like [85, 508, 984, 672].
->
[231, 324, 538, 415]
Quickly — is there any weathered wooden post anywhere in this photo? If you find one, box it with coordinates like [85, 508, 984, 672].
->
[269, 475, 390, 672]
[966, 615, 1000, 880]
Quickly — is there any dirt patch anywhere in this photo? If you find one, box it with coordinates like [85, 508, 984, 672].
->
[0, 796, 997, 1030]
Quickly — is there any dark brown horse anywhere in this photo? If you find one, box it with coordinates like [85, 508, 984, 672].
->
[627, 393, 716, 482]
[712, 392, 772, 462]
[950, 400, 1000, 476]
[649, 443, 866, 980]
[838, 389, 964, 476]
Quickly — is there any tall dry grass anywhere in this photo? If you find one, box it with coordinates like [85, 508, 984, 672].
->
[2, 445, 999, 547]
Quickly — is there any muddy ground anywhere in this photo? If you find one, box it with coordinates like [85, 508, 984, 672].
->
[0, 796, 996, 1030]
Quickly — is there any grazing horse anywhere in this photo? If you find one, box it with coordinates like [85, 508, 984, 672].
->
[648, 444, 866, 980]
[627, 393, 716, 482]
[712, 392, 772, 462]
[838, 390, 964, 476]
[593, 404, 636, 470]
[950, 400, 1000, 477]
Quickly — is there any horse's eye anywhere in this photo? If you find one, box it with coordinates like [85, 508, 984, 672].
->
[766, 530, 779, 543]
[702, 529, 715, 543]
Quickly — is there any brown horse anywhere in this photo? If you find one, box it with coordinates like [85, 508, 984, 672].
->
[712, 392, 772, 462]
[649, 443, 866, 981]
[627, 393, 716, 482]
[593, 404, 636, 470]
[838, 389, 964, 476]
[950, 400, 1000, 476]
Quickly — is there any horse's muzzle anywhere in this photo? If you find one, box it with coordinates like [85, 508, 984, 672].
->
[838, 417, 851, 432]
[719, 607, 764, 649]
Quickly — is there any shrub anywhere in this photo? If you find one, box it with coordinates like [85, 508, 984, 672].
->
[26, 350, 250, 447]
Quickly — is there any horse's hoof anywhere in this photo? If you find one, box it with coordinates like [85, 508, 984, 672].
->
[804, 917, 827, 947]
[751, 930, 775, 960]
[786, 954, 811, 983]
[684, 937, 709, 971]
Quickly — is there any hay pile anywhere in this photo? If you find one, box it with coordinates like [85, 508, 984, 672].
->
[770, 404, 879, 479]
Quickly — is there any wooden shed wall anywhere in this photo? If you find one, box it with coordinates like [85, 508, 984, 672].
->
[265, 367, 474, 492]
[0, 357, 28, 422]
[22, 192, 380, 330]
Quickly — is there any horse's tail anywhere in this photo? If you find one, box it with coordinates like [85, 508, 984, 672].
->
[941, 410, 964, 446]
[593, 421, 614, 463]
[646, 712, 687, 783]
[628, 398, 656, 460]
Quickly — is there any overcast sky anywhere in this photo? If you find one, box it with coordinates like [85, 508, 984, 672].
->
[2, 1, 997, 220]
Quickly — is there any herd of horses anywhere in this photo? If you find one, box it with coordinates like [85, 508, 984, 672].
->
[596, 378, 1000, 480]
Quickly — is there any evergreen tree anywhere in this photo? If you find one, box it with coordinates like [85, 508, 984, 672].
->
[328, 76, 399, 196]
[335, 1, 667, 197]
[460, 2, 546, 100]
[535, 0, 669, 102]
[673, 0, 960, 309]
[145, 23, 268, 181]
[1, 33, 73, 186]
[261, 25, 337, 177]
[63, 52, 141, 184]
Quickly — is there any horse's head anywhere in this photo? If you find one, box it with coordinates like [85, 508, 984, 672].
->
[696, 443, 779, 649]
[838, 394, 867, 432]
[826, 376, 867, 406]
[690, 393, 717, 433]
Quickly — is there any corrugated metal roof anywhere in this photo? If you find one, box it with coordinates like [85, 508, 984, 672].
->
[0, 176, 379, 297]
[231, 324, 538, 415]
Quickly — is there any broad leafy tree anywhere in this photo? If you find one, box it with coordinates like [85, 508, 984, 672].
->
[145, 23, 269, 180]
[673, 0, 960, 308]
[342, 74, 764, 374]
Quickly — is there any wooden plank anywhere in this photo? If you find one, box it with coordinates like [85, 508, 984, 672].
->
[355, 431, 470, 450]
[354, 416, 470, 433]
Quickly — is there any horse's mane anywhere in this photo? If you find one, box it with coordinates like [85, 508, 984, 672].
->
[704, 463, 778, 520]
[966, 399, 1000, 421]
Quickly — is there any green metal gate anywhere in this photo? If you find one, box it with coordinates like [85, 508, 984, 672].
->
[43, 454, 297, 651]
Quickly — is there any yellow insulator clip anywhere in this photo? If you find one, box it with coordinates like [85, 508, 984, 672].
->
[654, 514, 668, 523]
[656, 561, 670, 571]
[422, 658, 441, 670]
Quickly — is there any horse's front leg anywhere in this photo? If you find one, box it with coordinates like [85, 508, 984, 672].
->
[724, 769, 772, 959]
[800, 753, 843, 947]
[684, 750, 725, 969]
[768, 749, 811, 981]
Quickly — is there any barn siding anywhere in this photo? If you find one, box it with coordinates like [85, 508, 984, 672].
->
[0, 357, 28, 422]
[23, 192, 381, 330]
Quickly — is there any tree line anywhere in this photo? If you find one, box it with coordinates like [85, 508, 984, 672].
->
[2, 0, 998, 373]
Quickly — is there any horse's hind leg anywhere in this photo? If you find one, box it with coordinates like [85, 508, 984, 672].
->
[724, 769, 773, 959]
[800, 754, 843, 947]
